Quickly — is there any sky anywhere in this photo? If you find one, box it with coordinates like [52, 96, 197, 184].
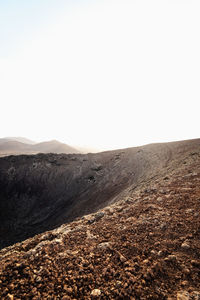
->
[0, 0, 200, 150]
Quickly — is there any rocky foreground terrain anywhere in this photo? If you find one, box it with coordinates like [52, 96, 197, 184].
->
[0, 139, 200, 299]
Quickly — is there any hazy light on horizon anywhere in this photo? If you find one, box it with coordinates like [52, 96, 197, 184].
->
[0, 0, 200, 150]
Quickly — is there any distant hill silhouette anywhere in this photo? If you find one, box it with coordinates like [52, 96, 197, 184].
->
[4, 137, 36, 144]
[31, 140, 79, 154]
[0, 137, 79, 155]
[0, 138, 12, 145]
[75, 145, 101, 154]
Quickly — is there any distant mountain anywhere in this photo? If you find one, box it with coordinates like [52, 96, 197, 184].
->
[0, 141, 30, 152]
[31, 140, 79, 154]
[75, 145, 101, 153]
[4, 137, 36, 144]
[0, 138, 10, 145]
[0, 137, 79, 156]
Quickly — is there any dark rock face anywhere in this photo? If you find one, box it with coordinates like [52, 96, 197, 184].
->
[0, 139, 200, 249]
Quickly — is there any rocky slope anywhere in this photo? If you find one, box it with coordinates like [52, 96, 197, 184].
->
[0, 139, 200, 298]
[0, 139, 197, 249]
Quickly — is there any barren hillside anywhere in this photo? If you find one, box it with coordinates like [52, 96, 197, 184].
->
[0, 139, 200, 299]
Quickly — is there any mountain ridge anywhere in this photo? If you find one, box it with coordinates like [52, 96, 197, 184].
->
[0, 137, 79, 156]
[4, 137, 36, 144]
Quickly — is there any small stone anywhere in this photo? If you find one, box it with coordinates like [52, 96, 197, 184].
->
[164, 255, 177, 263]
[97, 242, 111, 250]
[9, 284, 15, 290]
[32, 287, 37, 293]
[35, 276, 42, 282]
[181, 242, 190, 250]
[15, 263, 21, 268]
[144, 268, 154, 280]
[91, 289, 101, 296]
[186, 209, 194, 213]
[182, 268, 190, 275]
[143, 259, 149, 264]
[115, 281, 122, 288]
[177, 291, 190, 300]
[180, 281, 188, 287]
[160, 223, 167, 230]
[191, 260, 200, 267]
[157, 196, 163, 202]
[191, 291, 200, 300]
[168, 255, 177, 262]
[88, 212, 105, 224]
[6, 294, 14, 300]
[120, 255, 126, 263]
[160, 189, 166, 194]
[66, 287, 73, 294]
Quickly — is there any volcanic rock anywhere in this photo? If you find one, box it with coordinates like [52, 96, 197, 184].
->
[0, 138, 200, 298]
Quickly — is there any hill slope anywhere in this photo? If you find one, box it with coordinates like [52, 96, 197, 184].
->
[0, 138, 200, 250]
[30, 140, 79, 154]
[0, 138, 12, 145]
[0, 138, 200, 298]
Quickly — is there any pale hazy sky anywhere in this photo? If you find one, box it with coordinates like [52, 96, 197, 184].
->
[0, 0, 200, 150]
